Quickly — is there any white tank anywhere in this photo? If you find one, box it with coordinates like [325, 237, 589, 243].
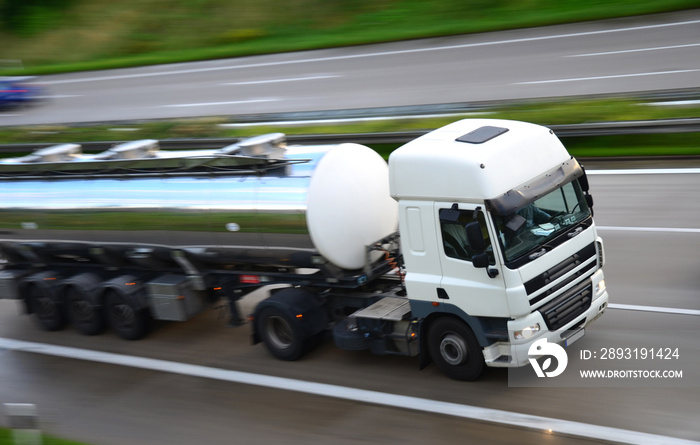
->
[307, 143, 398, 269]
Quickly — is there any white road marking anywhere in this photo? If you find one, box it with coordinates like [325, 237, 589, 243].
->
[567, 43, 700, 57]
[160, 98, 277, 108]
[645, 100, 700, 106]
[588, 168, 700, 175]
[513, 69, 700, 85]
[40, 19, 700, 85]
[608, 303, 700, 316]
[0, 337, 697, 445]
[222, 75, 339, 85]
[597, 226, 700, 234]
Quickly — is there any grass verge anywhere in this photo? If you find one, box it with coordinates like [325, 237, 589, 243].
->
[0, 427, 89, 445]
[1, 1, 699, 76]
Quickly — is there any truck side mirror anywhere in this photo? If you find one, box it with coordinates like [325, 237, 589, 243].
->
[466, 220, 499, 278]
[465, 221, 485, 252]
[579, 165, 594, 214]
[579, 166, 590, 192]
[471, 252, 490, 268]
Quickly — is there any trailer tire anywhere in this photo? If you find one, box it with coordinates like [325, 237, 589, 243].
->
[427, 317, 484, 381]
[64, 285, 105, 336]
[25, 282, 66, 331]
[257, 306, 305, 361]
[104, 289, 149, 340]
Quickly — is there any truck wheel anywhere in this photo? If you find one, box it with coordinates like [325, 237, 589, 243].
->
[257, 306, 304, 361]
[104, 289, 149, 340]
[26, 282, 67, 331]
[427, 318, 484, 381]
[65, 286, 105, 336]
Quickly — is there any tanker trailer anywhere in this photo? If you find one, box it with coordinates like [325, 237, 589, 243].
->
[0, 134, 400, 343]
[0, 119, 609, 381]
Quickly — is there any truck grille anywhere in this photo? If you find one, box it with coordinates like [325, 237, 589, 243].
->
[538, 279, 592, 331]
[525, 243, 596, 306]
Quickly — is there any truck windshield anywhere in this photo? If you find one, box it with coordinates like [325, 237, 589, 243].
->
[493, 180, 591, 265]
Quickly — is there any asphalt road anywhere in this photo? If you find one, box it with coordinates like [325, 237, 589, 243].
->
[1, 10, 699, 445]
[0, 167, 699, 445]
[1, 9, 699, 126]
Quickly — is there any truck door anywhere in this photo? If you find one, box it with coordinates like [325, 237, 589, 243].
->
[435, 203, 509, 318]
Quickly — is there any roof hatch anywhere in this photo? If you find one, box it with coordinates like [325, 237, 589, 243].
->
[456, 126, 509, 144]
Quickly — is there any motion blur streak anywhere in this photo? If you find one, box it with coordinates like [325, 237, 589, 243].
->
[0, 337, 697, 445]
[514, 69, 700, 85]
[567, 43, 700, 57]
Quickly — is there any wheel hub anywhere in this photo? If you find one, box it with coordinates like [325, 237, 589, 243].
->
[440, 333, 468, 365]
[266, 315, 293, 350]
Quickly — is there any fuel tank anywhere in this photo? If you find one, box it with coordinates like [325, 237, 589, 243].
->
[0, 137, 398, 271]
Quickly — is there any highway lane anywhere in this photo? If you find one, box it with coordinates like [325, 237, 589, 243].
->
[1, 306, 698, 445]
[1, 9, 699, 126]
[590, 168, 700, 312]
[0, 168, 699, 444]
[0, 342, 616, 445]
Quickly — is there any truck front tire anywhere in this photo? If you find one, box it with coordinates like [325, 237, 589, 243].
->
[427, 317, 484, 381]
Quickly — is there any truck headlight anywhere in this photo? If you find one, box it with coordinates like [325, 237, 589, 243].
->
[514, 323, 540, 340]
[596, 279, 606, 295]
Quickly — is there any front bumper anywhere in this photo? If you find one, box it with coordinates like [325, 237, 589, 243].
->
[484, 269, 609, 368]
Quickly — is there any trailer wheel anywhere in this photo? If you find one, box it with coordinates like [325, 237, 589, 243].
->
[257, 306, 304, 361]
[65, 286, 105, 336]
[427, 317, 484, 381]
[26, 282, 66, 331]
[104, 289, 149, 340]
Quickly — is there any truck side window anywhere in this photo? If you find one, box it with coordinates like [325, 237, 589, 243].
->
[439, 208, 494, 264]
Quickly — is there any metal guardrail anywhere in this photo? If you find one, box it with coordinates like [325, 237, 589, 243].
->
[1, 118, 699, 155]
[549, 118, 700, 136]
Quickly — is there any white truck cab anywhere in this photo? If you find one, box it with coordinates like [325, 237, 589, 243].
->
[390, 119, 608, 379]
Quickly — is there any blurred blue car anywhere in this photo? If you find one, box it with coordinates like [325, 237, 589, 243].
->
[0, 78, 46, 109]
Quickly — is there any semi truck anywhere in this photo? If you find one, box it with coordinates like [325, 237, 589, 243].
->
[0, 119, 608, 381]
